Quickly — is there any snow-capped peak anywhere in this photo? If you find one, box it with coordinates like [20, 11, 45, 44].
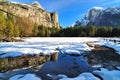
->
[92, 7, 104, 10]
[74, 6, 120, 27]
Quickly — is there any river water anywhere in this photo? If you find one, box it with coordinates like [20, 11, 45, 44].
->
[36, 53, 94, 80]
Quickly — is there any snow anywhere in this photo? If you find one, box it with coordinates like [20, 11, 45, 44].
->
[47, 68, 120, 80]
[0, 37, 120, 58]
[104, 7, 120, 14]
[23, 37, 98, 43]
[0, 73, 5, 78]
[9, 74, 41, 80]
[59, 43, 91, 55]
[0, 43, 57, 58]
[92, 7, 104, 10]
[0, 37, 98, 58]
[62, 50, 81, 55]
[94, 68, 120, 80]
[78, 6, 103, 26]
[80, 19, 90, 26]
[47, 73, 100, 80]
[92, 64, 102, 68]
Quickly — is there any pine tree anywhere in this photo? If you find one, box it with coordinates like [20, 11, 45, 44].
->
[38, 25, 45, 37]
[5, 20, 14, 38]
[33, 24, 39, 36]
[14, 26, 20, 37]
[0, 11, 6, 37]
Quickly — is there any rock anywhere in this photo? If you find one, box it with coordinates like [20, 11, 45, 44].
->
[32, 1, 44, 10]
[0, 1, 59, 28]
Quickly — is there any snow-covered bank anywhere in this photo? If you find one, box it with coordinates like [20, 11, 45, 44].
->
[0, 37, 120, 58]
[0, 37, 99, 58]
[91, 38, 120, 55]
[47, 73, 100, 80]
[59, 73, 100, 80]
[23, 37, 99, 43]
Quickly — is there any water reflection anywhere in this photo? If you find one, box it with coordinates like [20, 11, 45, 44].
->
[37, 53, 94, 80]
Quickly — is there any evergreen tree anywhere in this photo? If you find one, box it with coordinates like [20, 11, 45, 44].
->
[86, 26, 97, 36]
[45, 27, 50, 37]
[5, 20, 14, 38]
[14, 26, 20, 37]
[0, 11, 6, 37]
[112, 27, 120, 37]
[80, 31, 87, 37]
[33, 24, 39, 36]
[38, 25, 45, 37]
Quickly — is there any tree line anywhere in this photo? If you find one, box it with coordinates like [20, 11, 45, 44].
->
[51, 26, 120, 37]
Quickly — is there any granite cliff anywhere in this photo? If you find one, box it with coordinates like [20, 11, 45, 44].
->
[0, 1, 59, 28]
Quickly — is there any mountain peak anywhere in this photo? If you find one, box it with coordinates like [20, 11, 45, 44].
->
[32, 1, 44, 10]
[92, 7, 104, 10]
[74, 7, 120, 27]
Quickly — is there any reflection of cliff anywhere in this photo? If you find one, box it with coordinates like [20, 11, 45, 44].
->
[0, 1, 59, 28]
[0, 52, 58, 72]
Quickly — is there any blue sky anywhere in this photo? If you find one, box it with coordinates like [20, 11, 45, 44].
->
[10, 0, 120, 27]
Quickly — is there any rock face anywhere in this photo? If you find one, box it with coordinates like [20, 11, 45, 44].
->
[0, 1, 59, 28]
[75, 7, 120, 27]
[32, 1, 44, 10]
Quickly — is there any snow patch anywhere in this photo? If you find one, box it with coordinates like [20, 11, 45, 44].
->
[94, 68, 120, 80]
[47, 73, 100, 80]
[92, 7, 104, 10]
[9, 74, 41, 80]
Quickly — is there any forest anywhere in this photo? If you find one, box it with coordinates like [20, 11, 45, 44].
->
[52, 26, 120, 37]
